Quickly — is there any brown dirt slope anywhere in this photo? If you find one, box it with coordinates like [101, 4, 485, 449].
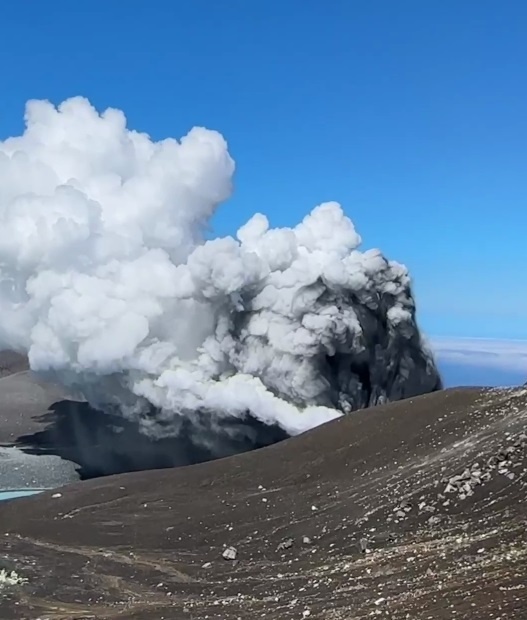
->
[1, 387, 526, 619]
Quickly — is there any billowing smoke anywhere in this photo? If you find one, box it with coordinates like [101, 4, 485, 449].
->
[0, 97, 441, 458]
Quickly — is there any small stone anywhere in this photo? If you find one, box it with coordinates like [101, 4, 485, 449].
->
[222, 546, 237, 561]
[202, 562, 212, 568]
[428, 515, 442, 526]
[51, 493, 62, 499]
[302, 536, 312, 545]
[277, 538, 294, 551]
[359, 537, 369, 553]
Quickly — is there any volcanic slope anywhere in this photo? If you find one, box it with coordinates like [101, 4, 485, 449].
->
[0, 352, 28, 379]
[1, 387, 526, 619]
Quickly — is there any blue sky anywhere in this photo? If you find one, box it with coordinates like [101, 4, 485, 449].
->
[1, 1, 526, 384]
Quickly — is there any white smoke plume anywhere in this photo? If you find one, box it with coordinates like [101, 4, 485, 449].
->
[0, 97, 441, 447]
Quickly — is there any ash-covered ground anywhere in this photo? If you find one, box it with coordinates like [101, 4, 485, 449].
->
[0, 386, 526, 619]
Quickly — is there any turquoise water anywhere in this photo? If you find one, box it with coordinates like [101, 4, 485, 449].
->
[0, 490, 43, 501]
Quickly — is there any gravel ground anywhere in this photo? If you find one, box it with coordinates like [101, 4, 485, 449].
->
[0, 447, 79, 491]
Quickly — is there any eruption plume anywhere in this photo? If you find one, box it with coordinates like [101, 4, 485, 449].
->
[0, 97, 441, 457]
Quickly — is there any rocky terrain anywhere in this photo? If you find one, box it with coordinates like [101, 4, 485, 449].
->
[0, 373, 526, 619]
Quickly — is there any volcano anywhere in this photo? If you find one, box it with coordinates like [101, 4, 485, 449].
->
[1, 97, 524, 619]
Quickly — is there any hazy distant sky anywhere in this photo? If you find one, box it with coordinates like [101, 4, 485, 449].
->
[0, 1, 525, 383]
[432, 337, 527, 388]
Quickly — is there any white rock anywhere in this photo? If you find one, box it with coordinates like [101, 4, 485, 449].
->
[0, 569, 27, 586]
[222, 546, 237, 561]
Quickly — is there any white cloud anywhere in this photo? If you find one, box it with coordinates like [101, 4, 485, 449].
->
[0, 96, 440, 442]
[430, 337, 527, 374]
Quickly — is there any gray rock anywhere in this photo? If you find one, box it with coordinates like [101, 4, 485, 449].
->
[276, 538, 294, 551]
[359, 537, 369, 553]
[428, 515, 442, 525]
[222, 546, 237, 561]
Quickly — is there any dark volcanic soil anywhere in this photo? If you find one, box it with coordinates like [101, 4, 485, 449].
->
[0, 385, 526, 619]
